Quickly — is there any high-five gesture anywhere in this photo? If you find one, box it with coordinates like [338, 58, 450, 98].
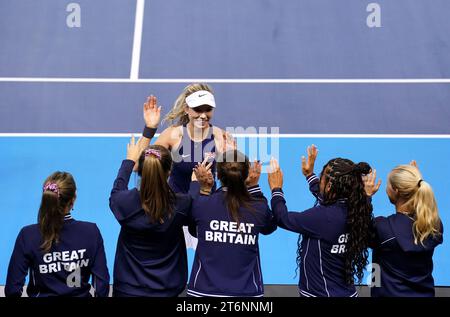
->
[363, 169, 382, 197]
[222, 131, 237, 153]
[301, 144, 318, 177]
[192, 157, 214, 193]
[246, 160, 262, 187]
[127, 135, 145, 163]
[268, 158, 284, 190]
[143, 95, 161, 129]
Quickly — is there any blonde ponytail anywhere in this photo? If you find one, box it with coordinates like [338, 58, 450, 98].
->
[388, 165, 441, 245]
[413, 180, 441, 244]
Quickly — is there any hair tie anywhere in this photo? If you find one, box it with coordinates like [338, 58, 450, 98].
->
[352, 165, 362, 175]
[145, 149, 161, 160]
[43, 182, 60, 197]
[418, 179, 423, 187]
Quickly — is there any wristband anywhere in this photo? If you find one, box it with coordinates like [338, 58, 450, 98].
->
[143, 126, 157, 139]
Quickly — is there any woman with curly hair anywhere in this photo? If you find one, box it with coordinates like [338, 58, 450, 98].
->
[268, 145, 373, 297]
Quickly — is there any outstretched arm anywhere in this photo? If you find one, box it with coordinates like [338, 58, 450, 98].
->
[301, 144, 320, 197]
[268, 158, 321, 236]
[111, 135, 144, 195]
[140, 95, 162, 149]
[109, 135, 145, 221]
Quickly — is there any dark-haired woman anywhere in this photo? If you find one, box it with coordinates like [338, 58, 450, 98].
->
[6, 172, 109, 297]
[109, 136, 211, 297]
[268, 145, 374, 297]
[186, 150, 277, 297]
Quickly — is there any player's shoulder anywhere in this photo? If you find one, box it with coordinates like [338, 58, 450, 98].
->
[73, 219, 99, 228]
[212, 126, 227, 136]
[20, 223, 40, 236]
[162, 125, 183, 136]
[69, 220, 104, 242]
[156, 125, 183, 147]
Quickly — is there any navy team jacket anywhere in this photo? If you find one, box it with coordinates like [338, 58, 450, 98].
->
[371, 213, 443, 297]
[186, 185, 277, 297]
[271, 174, 358, 297]
[5, 215, 109, 297]
[109, 159, 193, 297]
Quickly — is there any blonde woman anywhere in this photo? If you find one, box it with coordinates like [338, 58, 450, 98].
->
[364, 161, 443, 297]
[139, 84, 235, 250]
[140, 83, 235, 194]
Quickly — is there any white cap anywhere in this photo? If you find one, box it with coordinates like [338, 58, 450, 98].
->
[185, 90, 216, 108]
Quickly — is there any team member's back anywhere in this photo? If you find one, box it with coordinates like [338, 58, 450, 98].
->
[268, 146, 374, 297]
[109, 140, 192, 297]
[6, 172, 109, 297]
[366, 163, 443, 297]
[187, 150, 277, 297]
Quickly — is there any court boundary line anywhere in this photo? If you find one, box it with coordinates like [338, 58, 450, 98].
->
[129, 0, 145, 80]
[1, 78, 450, 84]
[1, 133, 450, 139]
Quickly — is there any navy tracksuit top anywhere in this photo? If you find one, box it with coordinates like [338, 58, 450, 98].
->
[186, 185, 277, 297]
[109, 159, 193, 297]
[168, 124, 217, 194]
[271, 174, 358, 297]
[371, 213, 443, 297]
[6, 215, 109, 297]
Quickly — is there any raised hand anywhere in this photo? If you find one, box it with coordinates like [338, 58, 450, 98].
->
[126, 134, 145, 163]
[301, 144, 318, 177]
[267, 158, 284, 190]
[221, 131, 237, 153]
[363, 169, 382, 197]
[192, 157, 214, 193]
[245, 160, 262, 187]
[143, 95, 161, 129]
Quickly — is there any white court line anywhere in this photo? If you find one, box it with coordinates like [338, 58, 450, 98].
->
[1, 78, 450, 84]
[1, 133, 450, 138]
[129, 0, 145, 80]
